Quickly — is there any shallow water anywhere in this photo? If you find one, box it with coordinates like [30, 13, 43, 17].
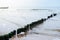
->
[0, 9, 60, 36]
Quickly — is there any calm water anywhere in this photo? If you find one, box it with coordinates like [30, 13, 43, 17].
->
[0, 9, 60, 35]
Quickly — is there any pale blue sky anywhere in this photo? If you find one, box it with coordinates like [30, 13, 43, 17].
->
[0, 0, 60, 9]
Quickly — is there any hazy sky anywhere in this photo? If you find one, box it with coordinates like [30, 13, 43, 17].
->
[0, 0, 60, 9]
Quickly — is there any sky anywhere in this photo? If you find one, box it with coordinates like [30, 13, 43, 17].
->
[0, 0, 60, 9]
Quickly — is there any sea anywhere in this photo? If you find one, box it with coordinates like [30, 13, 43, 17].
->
[0, 9, 60, 37]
